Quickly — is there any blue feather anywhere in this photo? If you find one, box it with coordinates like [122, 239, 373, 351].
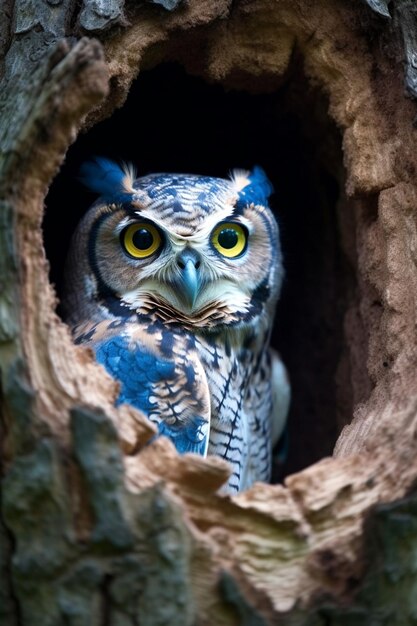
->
[79, 157, 134, 202]
[93, 335, 209, 456]
[237, 166, 274, 208]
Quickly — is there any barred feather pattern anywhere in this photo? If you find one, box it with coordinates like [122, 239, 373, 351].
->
[72, 316, 274, 491]
[196, 332, 274, 490]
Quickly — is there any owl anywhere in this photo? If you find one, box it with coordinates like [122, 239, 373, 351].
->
[62, 158, 290, 493]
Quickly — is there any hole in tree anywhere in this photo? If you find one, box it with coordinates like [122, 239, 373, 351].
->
[44, 62, 367, 478]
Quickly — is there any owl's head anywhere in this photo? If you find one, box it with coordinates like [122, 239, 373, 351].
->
[63, 159, 283, 333]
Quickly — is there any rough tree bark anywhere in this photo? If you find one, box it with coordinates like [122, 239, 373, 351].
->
[2, 0, 417, 624]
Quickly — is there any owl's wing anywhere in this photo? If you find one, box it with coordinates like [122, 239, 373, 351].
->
[75, 321, 211, 456]
[270, 349, 291, 447]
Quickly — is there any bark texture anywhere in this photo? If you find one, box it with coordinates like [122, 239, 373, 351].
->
[1, 0, 417, 624]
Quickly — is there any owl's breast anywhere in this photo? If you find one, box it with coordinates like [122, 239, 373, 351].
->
[73, 316, 275, 493]
[195, 332, 274, 492]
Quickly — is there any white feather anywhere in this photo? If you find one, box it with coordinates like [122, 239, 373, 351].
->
[121, 161, 137, 194]
[229, 169, 251, 193]
[270, 351, 291, 446]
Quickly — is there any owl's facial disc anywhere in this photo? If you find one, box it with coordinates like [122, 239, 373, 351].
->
[108, 211, 272, 324]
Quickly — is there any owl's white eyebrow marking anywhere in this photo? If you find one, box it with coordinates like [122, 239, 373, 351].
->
[133, 206, 238, 242]
[114, 216, 132, 233]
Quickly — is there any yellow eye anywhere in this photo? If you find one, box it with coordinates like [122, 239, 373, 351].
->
[121, 223, 162, 259]
[211, 222, 248, 258]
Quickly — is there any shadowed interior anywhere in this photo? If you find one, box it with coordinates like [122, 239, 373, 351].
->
[44, 62, 359, 477]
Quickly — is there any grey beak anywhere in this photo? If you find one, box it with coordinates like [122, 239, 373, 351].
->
[176, 249, 201, 309]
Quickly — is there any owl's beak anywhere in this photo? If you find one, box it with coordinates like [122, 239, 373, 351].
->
[176, 249, 201, 310]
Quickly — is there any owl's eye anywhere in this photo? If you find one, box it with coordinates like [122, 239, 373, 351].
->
[121, 223, 162, 259]
[211, 222, 248, 258]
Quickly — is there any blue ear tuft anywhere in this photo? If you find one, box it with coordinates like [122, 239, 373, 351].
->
[79, 157, 133, 202]
[237, 166, 274, 207]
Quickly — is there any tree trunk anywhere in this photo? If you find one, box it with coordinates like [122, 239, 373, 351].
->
[2, 0, 417, 624]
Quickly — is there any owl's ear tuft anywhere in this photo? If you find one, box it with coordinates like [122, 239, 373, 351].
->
[249, 166, 274, 200]
[235, 166, 274, 208]
[79, 157, 136, 201]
